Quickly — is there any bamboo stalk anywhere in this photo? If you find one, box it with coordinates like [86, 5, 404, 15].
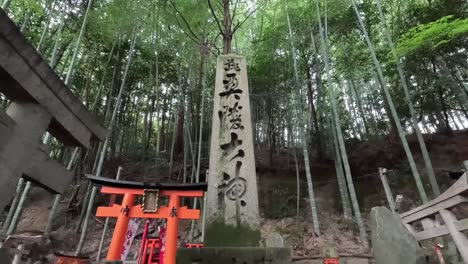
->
[351, 0, 428, 203]
[7, 182, 31, 235]
[375, 0, 440, 197]
[315, 0, 367, 240]
[286, 9, 320, 235]
[2, 178, 24, 234]
[75, 26, 139, 256]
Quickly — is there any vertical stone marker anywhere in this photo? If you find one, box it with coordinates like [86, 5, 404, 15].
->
[205, 55, 261, 246]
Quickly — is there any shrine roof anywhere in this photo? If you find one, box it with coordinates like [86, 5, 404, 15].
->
[87, 175, 208, 191]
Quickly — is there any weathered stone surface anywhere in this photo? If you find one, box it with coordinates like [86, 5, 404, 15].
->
[205, 55, 260, 246]
[370, 206, 425, 264]
[0, 102, 51, 213]
[265, 232, 284, 247]
[24, 146, 74, 194]
[176, 247, 292, 264]
[323, 247, 339, 258]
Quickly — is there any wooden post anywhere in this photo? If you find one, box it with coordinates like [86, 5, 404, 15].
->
[394, 194, 403, 213]
[165, 193, 180, 264]
[378, 168, 396, 212]
[106, 193, 135, 260]
[96, 166, 123, 261]
[439, 209, 468, 262]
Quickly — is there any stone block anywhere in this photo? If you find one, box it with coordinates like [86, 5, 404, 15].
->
[370, 206, 425, 264]
[24, 146, 73, 194]
[0, 111, 13, 149]
[0, 102, 51, 213]
[176, 247, 292, 264]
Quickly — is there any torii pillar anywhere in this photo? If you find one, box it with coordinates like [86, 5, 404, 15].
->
[204, 55, 261, 246]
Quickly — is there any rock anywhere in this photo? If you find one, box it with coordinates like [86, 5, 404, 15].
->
[370, 206, 425, 264]
[265, 232, 284, 247]
[323, 247, 338, 258]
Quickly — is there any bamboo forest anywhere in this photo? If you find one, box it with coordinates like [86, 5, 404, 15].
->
[0, 0, 467, 263]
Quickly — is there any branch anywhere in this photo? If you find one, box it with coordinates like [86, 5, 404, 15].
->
[208, 0, 224, 36]
[210, 41, 221, 56]
[231, 0, 240, 28]
[174, 16, 202, 45]
[232, 4, 259, 34]
[169, 0, 202, 44]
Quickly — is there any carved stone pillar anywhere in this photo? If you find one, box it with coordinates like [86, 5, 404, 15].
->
[205, 55, 260, 246]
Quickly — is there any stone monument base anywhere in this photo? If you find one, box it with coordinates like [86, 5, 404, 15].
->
[176, 247, 292, 264]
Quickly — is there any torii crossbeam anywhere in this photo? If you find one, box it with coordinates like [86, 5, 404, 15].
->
[88, 176, 207, 264]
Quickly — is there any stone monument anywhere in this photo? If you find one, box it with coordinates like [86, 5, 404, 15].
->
[204, 55, 261, 246]
[370, 207, 426, 264]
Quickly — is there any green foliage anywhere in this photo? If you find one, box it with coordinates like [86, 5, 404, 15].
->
[396, 15, 468, 56]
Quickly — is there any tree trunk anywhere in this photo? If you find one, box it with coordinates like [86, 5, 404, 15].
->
[1, 0, 13, 12]
[435, 57, 468, 113]
[332, 118, 352, 219]
[222, 0, 232, 54]
[37, 0, 57, 52]
[306, 65, 324, 158]
[20, 11, 32, 32]
[437, 84, 452, 135]
[286, 9, 320, 235]
[350, 80, 370, 137]
[158, 96, 169, 152]
[65, 0, 94, 86]
[49, 19, 66, 69]
[91, 36, 119, 112]
[169, 105, 178, 175]
[175, 97, 185, 156]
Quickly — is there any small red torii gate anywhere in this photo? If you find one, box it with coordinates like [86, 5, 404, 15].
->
[88, 176, 207, 264]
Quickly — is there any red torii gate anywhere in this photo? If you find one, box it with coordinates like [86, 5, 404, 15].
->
[88, 176, 207, 264]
